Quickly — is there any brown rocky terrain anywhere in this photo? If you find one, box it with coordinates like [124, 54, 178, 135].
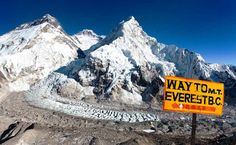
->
[0, 92, 236, 145]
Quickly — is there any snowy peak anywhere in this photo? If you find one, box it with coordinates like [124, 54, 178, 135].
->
[87, 16, 171, 73]
[40, 14, 59, 27]
[42, 14, 57, 21]
[95, 16, 143, 44]
[120, 16, 140, 31]
[72, 29, 103, 51]
[0, 14, 80, 91]
[121, 16, 140, 30]
[109, 16, 143, 38]
[76, 29, 99, 38]
[93, 16, 158, 51]
[16, 14, 61, 30]
[0, 14, 69, 56]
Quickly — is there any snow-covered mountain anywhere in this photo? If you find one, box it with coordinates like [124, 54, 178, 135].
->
[72, 29, 103, 51]
[0, 14, 86, 91]
[66, 16, 176, 105]
[1, 14, 236, 106]
[59, 16, 236, 105]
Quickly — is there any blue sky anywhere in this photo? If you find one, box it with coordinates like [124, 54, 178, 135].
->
[1, 0, 235, 65]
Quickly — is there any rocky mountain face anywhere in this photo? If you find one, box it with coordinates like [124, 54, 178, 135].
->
[1, 14, 236, 105]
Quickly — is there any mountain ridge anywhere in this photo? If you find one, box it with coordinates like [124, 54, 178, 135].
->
[15, 14, 62, 31]
[0, 14, 235, 103]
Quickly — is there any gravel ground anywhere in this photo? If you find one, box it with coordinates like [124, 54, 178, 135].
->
[0, 92, 236, 145]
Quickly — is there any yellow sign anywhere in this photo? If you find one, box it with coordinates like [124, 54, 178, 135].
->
[163, 76, 224, 116]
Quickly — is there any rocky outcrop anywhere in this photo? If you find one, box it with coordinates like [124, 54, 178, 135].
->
[0, 121, 34, 144]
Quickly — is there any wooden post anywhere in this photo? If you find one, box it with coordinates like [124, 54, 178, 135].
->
[191, 113, 197, 145]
